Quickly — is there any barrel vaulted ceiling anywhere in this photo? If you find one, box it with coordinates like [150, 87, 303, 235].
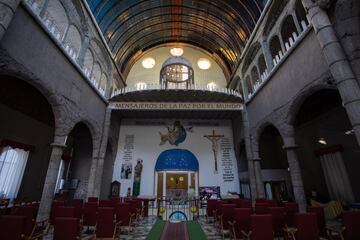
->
[86, 0, 267, 81]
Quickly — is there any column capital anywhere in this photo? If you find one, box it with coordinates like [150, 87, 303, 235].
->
[283, 144, 298, 150]
[252, 157, 261, 162]
[50, 142, 67, 148]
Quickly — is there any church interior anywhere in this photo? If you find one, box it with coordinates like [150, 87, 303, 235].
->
[0, 0, 360, 239]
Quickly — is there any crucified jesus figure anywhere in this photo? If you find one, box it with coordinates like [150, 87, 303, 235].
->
[204, 130, 224, 173]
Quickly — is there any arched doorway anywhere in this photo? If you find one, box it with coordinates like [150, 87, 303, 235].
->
[55, 122, 93, 200]
[294, 89, 359, 203]
[0, 75, 55, 202]
[259, 125, 292, 201]
[154, 149, 199, 199]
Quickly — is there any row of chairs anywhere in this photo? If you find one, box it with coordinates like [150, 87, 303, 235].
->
[207, 199, 360, 240]
[0, 205, 47, 240]
[0, 197, 145, 240]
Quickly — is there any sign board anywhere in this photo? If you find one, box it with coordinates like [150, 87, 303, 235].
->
[109, 102, 242, 111]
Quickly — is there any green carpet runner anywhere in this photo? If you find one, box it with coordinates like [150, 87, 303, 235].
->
[145, 220, 207, 240]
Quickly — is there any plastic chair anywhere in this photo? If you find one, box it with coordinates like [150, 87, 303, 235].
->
[71, 199, 84, 219]
[99, 199, 113, 208]
[116, 203, 133, 234]
[88, 197, 98, 203]
[284, 202, 299, 227]
[247, 214, 273, 240]
[219, 204, 236, 238]
[95, 207, 116, 238]
[269, 207, 286, 238]
[342, 211, 360, 240]
[54, 217, 82, 240]
[0, 215, 26, 240]
[83, 202, 97, 227]
[206, 199, 217, 222]
[307, 206, 325, 236]
[229, 208, 252, 240]
[294, 213, 319, 240]
[255, 203, 270, 214]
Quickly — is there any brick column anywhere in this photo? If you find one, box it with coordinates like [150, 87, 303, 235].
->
[0, 0, 21, 41]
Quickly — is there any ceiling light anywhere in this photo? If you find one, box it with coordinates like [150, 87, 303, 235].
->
[318, 138, 327, 145]
[142, 57, 155, 69]
[197, 58, 211, 70]
[170, 47, 183, 56]
[345, 129, 354, 135]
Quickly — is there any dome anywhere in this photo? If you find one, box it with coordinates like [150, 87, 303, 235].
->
[155, 149, 199, 171]
[162, 56, 192, 69]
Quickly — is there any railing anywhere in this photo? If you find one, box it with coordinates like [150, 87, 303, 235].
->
[111, 83, 242, 99]
[155, 197, 204, 221]
[247, 20, 311, 99]
[23, 0, 110, 98]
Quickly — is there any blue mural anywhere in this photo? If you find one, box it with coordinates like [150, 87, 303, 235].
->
[155, 149, 199, 171]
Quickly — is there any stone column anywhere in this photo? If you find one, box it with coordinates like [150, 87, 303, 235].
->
[283, 144, 306, 212]
[90, 107, 112, 197]
[0, 0, 21, 41]
[162, 172, 166, 198]
[282, 125, 306, 212]
[86, 139, 100, 198]
[241, 108, 258, 200]
[260, 40, 274, 71]
[251, 138, 265, 199]
[37, 141, 66, 221]
[301, 0, 360, 146]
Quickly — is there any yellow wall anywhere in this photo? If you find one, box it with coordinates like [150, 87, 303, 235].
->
[126, 46, 227, 87]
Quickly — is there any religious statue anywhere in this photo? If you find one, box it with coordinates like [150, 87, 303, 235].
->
[204, 130, 224, 173]
[132, 159, 143, 196]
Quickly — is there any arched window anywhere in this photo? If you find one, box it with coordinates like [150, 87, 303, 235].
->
[296, 0, 309, 31]
[269, 35, 282, 64]
[281, 15, 299, 50]
[99, 73, 108, 95]
[245, 75, 253, 95]
[83, 49, 94, 77]
[43, 0, 68, 40]
[258, 54, 267, 79]
[63, 25, 82, 60]
[91, 63, 101, 87]
[251, 66, 260, 89]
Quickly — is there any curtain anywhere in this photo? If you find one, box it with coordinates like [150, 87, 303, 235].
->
[0, 146, 29, 200]
[319, 151, 354, 203]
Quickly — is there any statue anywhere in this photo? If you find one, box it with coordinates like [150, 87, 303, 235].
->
[132, 159, 143, 196]
[204, 130, 224, 173]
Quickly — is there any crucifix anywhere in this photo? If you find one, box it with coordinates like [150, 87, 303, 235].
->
[204, 130, 224, 173]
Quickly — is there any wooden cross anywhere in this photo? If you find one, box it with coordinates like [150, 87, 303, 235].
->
[204, 130, 224, 173]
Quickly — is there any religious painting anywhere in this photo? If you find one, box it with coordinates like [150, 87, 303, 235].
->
[121, 163, 132, 179]
[159, 120, 193, 146]
[199, 186, 221, 200]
